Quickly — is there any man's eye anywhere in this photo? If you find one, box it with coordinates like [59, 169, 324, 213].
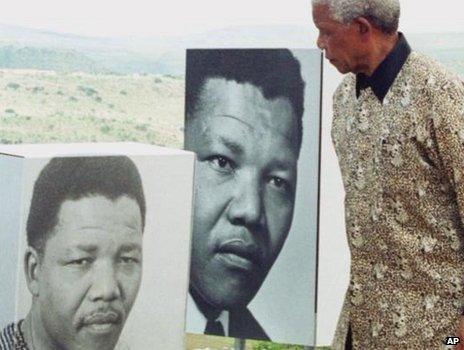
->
[69, 258, 92, 266]
[270, 176, 287, 188]
[269, 176, 294, 195]
[207, 155, 235, 172]
[119, 257, 139, 265]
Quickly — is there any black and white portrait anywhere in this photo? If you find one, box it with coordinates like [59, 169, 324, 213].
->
[184, 49, 322, 345]
[21, 156, 144, 350]
[0, 143, 195, 350]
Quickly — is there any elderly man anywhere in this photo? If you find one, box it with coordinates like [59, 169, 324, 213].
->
[184, 49, 305, 341]
[0, 156, 145, 350]
[312, 0, 464, 349]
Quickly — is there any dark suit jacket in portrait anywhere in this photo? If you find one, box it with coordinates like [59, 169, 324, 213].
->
[229, 308, 270, 341]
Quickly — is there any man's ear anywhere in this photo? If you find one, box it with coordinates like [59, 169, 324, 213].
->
[24, 247, 41, 297]
[354, 17, 372, 36]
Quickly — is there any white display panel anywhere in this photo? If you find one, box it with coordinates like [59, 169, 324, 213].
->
[184, 49, 322, 346]
[0, 143, 194, 350]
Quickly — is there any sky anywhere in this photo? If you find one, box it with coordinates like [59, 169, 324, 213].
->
[0, 0, 463, 38]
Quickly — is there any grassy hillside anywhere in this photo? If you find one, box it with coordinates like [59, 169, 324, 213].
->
[0, 69, 184, 147]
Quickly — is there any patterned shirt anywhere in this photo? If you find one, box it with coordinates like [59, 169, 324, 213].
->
[0, 320, 130, 350]
[0, 321, 29, 350]
[331, 46, 464, 349]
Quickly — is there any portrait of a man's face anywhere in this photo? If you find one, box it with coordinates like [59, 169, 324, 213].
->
[23, 156, 146, 350]
[0, 144, 196, 350]
[33, 195, 142, 350]
[184, 49, 322, 344]
[186, 77, 299, 309]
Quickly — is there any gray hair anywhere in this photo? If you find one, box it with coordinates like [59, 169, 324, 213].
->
[312, 0, 400, 34]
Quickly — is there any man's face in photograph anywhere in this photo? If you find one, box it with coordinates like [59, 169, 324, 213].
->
[36, 194, 143, 350]
[186, 77, 299, 310]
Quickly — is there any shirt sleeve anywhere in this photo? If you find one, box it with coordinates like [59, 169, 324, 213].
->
[432, 77, 464, 225]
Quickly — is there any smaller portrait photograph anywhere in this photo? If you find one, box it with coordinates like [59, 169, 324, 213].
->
[184, 49, 322, 346]
[0, 143, 195, 350]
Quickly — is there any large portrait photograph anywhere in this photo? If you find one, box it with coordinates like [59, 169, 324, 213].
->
[184, 49, 322, 346]
[0, 144, 194, 350]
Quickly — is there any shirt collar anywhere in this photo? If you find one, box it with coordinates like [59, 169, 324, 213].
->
[356, 32, 411, 102]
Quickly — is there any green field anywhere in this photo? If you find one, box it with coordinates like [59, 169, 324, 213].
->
[186, 333, 330, 350]
[0, 69, 184, 147]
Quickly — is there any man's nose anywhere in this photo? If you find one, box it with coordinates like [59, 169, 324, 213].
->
[227, 173, 264, 228]
[88, 262, 121, 302]
[316, 34, 325, 50]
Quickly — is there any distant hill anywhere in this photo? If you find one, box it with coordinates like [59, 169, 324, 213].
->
[408, 32, 464, 51]
[0, 24, 315, 75]
[0, 23, 175, 74]
[0, 45, 105, 73]
[408, 32, 464, 76]
[0, 23, 462, 76]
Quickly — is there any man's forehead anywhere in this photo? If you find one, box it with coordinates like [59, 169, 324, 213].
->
[313, 3, 337, 24]
[56, 195, 142, 230]
[194, 77, 298, 142]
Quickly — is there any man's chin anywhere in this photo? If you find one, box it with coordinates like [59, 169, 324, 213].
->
[205, 286, 258, 311]
[334, 64, 350, 74]
[326, 59, 347, 74]
[192, 265, 265, 310]
[75, 326, 122, 350]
